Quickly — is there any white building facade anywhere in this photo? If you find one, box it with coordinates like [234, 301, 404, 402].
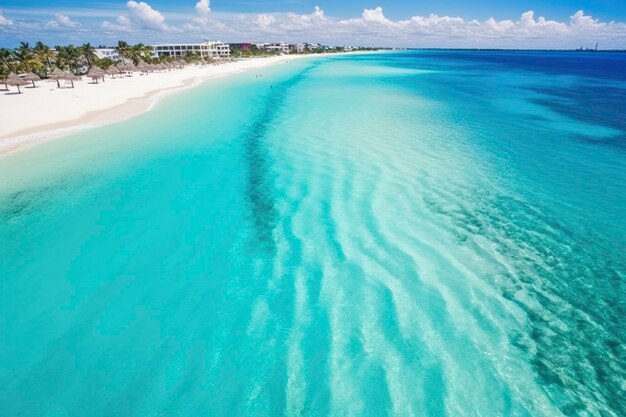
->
[95, 48, 120, 60]
[152, 41, 230, 58]
[291, 43, 306, 53]
[255, 42, 290, 54]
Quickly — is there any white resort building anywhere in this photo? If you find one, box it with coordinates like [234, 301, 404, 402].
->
[291, 43, 307, 53]
[255, 42, 290, 54]
[152, 41, 230, 59]
[95, 48, 120, 60]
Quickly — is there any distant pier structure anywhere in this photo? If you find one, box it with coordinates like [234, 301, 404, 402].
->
[577, 42, 599, 52]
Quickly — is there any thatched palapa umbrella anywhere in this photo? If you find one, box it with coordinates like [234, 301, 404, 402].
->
[87, 65, 106, 83]
[105, 66, 121, 78]
[48, 68, 65, 88]
[117, 62, 136, 76]
[22, 72, 41, 88]
[66, 72, 81, 88]
[48, 68, 81, 88]
[136, 61, 151, 73]
[5, 73, 29, 94]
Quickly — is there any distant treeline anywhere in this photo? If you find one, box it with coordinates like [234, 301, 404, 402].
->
[0, 40, 213, 78]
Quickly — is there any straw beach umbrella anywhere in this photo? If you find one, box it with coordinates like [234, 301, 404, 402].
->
[136, 61, 151, 74]
[117, 62, 136, 76]
[48, 68, 81, 88]
[48, 68, 65, 88]
[105, 66, 121, 78]
[65, 72, 81, 88]
[5, 73, 29, 94]
[87, 65, 105, 83]
[22, 72, 41, 87]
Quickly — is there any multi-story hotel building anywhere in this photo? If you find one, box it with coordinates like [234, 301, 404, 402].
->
[152, 41, 230, 59]
[255, 42, 290, 54]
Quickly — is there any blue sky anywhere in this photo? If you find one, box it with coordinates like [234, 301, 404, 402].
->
[2, 0, 625, 21]
[1, 0, 626, 48]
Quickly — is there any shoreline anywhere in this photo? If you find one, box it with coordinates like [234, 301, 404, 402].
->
[0, 54, 324, 156]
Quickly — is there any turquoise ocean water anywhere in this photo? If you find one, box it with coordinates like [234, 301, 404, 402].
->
[1, 51, 625, 416]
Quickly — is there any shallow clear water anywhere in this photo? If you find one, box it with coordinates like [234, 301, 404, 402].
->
[1, 52, 625, 416]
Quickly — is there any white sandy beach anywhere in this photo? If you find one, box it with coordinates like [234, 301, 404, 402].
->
[0, 55, 312, 155]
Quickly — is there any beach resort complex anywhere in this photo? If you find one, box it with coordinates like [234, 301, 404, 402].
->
[152, 41, 231, 58]
[0, 1, 625, 417]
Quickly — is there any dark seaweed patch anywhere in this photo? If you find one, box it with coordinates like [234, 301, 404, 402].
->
[240, 64, 317, 252]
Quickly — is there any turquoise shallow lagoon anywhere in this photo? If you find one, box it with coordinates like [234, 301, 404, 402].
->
[1, 52, 625, 416]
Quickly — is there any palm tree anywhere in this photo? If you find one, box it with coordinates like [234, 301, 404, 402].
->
[0, 48, 17, 71]
[183, 50, 201, 64]
[139, 43, 154, 61]
[115, 40, 130, 64]
[124, 43, 155, 65]
[13, 42, 44, 74]
[33, 41, 54, 76]
[55, 45, 82, 74]
[17, 42, 30, 58]
[129, 44, 141, 65]
[0, 48, 17, 89]
[94, 57, 114, 70]
[80, 43, 98, 69]
[54, 45, 68, 71]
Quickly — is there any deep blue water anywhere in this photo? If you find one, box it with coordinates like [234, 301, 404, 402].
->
[1, 51, 625, 416]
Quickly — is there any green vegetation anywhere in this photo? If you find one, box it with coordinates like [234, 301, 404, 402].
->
[230, 45, 280, 58]
[115, 41, 154, 65]
[182, 50, 213, 64]
[1, 41, 104, 78]
[0, 40, 183, 81]
[94, 57, 115, 70]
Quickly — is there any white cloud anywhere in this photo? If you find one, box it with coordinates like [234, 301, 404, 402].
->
[570, 10, 602, 27]
[363, 7, 393, 26]
[46, 13, 81, 29]
[101, 15, 132, 32]
[126, 1, 168, 31]
[332, 8, 625, 47]
[404, 14, 465, 29]
[0, 10, 13, 26]
[117, 15, 132, 27]
[277, 7, 329, 31]
[3, 4, 626, 49]
[195, 0, 210, 19]
[312, 6, 325, 20]
[256, 13, 276, 30]
[207, 8, 626, 47]
[183, 0, 232, 32]
[485, 17, 515, 33]
[100, 1, 170, 33]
